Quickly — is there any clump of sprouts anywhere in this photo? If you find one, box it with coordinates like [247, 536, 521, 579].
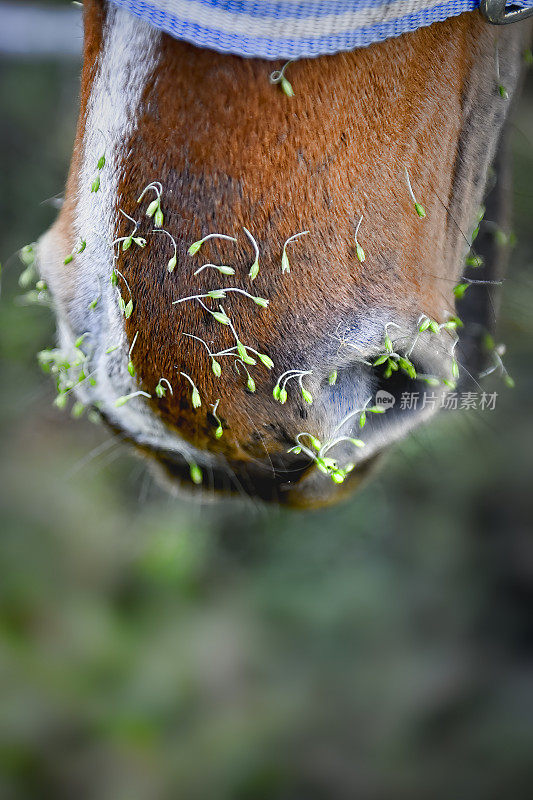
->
[18, 243, 37, 288]
[112, 269, 134, 319]
[137, 181, 165, 228]
[288, 400, 386, 484]
[64, 239, 86, 265]
[273, 370, 313, 405]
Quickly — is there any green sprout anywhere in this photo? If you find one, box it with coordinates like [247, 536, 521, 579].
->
[97, 153, 105, 170]
[71, 401, 86, 419]
[269, 60, 295, 97]
[194, 263, 236, 277]
[37, 342, 100, 411]
[354, 215, 365, 263]
[137, 181, 164, 228]
[91, 175, 100, 193]
[288, 399, 387, 484]
[152, 228, 177, 271]
[113, 269, 134, 319]
[273, 370, 313, 405]
[189, 462, 203, 485]
[113, 210, 147, 252]
[480, 337, 514, 388]
[180, 372, 202, 408]
[205, 315, 275, 375]
[287, 432, 357, 486]
[454, 276, 502, 301]
[127, 331, 138, 376]
[155, 377, 173, 398]
[201, 300, 231, 326]
[188, 233, 237, 256]
[115, 390, 151, 408]
[243, 227, 260, 280]
[64, 239, 87, 265]
[235, 360, 256, 393]
[18, 243, 37, 288]
[173, 287, 268, 309]
[495, 46, 508, 99]
[183, 333, 223, 377]
[372, 326, 417, 380]
[465, 254, 483, 268]
[210, 399, 224, 439]
[453, 282, 469, 299]
[404, 167, 426, 218]
[470, 204, 485, 242]
[281, 231, 309, 274]
[328, 370, 338, 386]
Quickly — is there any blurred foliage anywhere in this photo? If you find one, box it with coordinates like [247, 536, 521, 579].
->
[0, 13, 533, 800]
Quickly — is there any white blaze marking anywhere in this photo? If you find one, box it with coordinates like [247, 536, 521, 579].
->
[69, 6, 211, 463]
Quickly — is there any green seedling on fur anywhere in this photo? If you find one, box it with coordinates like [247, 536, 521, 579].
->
[174, 287, 268, 308]
[64, 239, 87, 265]
[480, 337, 514, 388]
[189, 463, 203, 485]
[354, 216, 365, 263]
[210, 399, 224, 439]
[153, 228, 178, 271]
[188, 233, 238, 256]
[235, 360, 256, 393]
[404, 167, 426, 218]
[115, 390, 151, 408]
[114, 269, 134, 319]
[180, 371, 202, 408]
[495, 46, 509, 99]
[183, 333, 224, 377]
[290, 399, 387, 484]
[155, 377, 173, 398]
[243, 227, 260, 280]
[269, 60, 295, 97]
[137, 181, 165, 228]
[127, 331, 139, 376]
[194, 263, 236, 277]
[281, 231, 309, 274]
[273, 369, 313, 405]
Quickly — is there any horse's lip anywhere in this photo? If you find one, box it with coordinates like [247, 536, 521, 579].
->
[148, 448, 316, 504]
[99, 408, 382, 506]
[146, 445, 382, 507]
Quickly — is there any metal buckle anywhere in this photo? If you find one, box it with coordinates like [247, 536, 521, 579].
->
[480, 0, 533, 24]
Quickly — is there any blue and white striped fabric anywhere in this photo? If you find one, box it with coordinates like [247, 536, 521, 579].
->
[108, 0, 533, 59]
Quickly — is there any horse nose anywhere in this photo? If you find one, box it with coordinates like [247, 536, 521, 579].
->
[276, 317, 457, 503]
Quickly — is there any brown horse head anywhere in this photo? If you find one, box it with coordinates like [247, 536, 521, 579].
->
[36, 0, 530, 506]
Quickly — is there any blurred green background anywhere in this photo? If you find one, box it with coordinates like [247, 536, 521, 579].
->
[1, 4, 532, 798]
